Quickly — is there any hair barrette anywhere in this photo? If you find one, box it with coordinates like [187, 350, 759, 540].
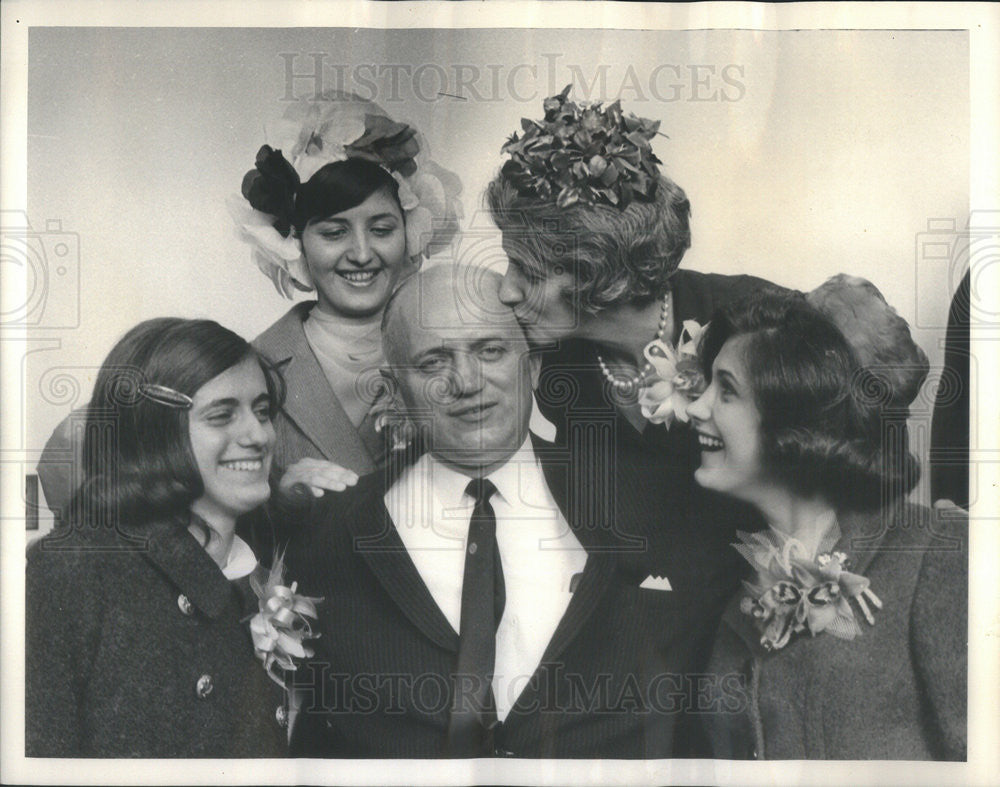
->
[139, 383, 194, 409]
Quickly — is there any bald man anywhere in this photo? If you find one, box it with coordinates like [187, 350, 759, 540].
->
[285, 266, 744, 758]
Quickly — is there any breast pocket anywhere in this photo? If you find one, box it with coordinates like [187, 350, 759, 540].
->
[625, 585, 703, 613]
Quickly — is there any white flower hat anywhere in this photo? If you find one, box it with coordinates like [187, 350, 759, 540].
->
[230, 91, 464, 298]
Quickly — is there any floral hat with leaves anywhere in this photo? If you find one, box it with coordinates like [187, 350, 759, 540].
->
[500, 84, 666, 209]
[229, 91, 464, 298]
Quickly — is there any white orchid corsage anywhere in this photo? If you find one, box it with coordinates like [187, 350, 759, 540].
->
[247, 550, 322, 688]
[734, 523, 882, 652]
[637, 319, 708, 426]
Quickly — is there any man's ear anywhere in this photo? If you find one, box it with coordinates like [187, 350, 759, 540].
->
[379, 367, 398, 392]
[377, 367, 408, 410]
[375, 368, 417, 451]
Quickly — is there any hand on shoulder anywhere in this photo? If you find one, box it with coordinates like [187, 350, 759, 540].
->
[277, 458, 359, 500]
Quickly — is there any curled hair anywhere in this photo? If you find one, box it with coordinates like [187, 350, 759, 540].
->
[699, 293, 920, 511]
[69, 318, 285, 531]
[486, 173, 691, 314]
[293, 158, 402, 233]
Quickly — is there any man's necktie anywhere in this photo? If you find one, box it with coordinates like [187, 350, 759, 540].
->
[445, 477, 505, 756]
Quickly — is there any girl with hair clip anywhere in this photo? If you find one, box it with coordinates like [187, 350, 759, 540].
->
[34, 93, 461, 518]
[687, 292, 967, 760]
[229, 91, 463, 499]
[26, 318, 318, 757]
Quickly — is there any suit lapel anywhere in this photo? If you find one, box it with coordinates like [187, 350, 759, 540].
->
[537, 551, 617, 666]
[255, 303, 375, 470]
[529, 432, 619, 663]
[338, 473, 460, 653]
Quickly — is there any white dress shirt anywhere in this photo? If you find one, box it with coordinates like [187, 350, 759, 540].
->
[385, 437, 588, 720]
[221, 534, 257, 580]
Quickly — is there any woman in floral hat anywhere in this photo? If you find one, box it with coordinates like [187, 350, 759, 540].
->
[230, 92, 463, 499]
[484, 87, 783, 672]
[687, 291, 966, 760]
[33, 93, 463, 520]
[483, 87, 944, 758]
[26, 318, 318, 757]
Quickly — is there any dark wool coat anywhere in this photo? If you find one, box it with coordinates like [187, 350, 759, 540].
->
[702, 502, 968, 760]
[25, 519, 289, 758]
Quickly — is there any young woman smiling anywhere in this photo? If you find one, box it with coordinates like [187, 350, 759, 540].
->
[26, 319, 293, 757]
[234, 93, 463, 497]
[687, 293, 966, 760]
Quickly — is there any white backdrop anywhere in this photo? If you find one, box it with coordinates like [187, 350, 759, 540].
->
[5, 5, 998, 787]
[25, 26, 968, 490]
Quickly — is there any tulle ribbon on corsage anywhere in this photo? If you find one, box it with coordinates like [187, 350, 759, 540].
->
[247, 550, 322, 688]
[734, 518, 882, 651]
[637, 319, 708, 426]
[229, 91, 463, 298]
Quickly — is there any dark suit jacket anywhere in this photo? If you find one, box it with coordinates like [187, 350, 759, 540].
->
[530, 270, 783, 638]
[284, 434, 757, 758]
[930, 271, 970, 508]
[703, 502, 967, 760]
[26, 519, 288, 757]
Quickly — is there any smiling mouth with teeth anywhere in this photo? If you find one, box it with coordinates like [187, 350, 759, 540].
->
[697, 433, 724, 451]
[219, 459, 265, 472]
[337, 269, 381, 285]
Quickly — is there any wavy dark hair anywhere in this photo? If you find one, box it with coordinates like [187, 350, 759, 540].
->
[68, 318, 285, 531]
[486, 172, 691, 314]
[293, 158, 402, 234]
[698, 292, 920, 511]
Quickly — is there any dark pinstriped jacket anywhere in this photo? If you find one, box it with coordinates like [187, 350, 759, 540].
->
[284, 432, 761, 758]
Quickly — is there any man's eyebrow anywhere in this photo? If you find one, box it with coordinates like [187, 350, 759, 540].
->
[468, 336, 506, 348]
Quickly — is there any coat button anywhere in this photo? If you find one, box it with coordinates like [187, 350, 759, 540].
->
[275, 704, 288, 728]
[195, 674, 214, 699]
[177, 594, 193, 616]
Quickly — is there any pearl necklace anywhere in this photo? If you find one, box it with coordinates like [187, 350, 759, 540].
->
[596, 291, 671, 394]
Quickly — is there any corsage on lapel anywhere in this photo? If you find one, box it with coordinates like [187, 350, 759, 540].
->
[247, 549, 322, 688]
[638, 320, 708, 426]
[734, 522, 882, 652]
